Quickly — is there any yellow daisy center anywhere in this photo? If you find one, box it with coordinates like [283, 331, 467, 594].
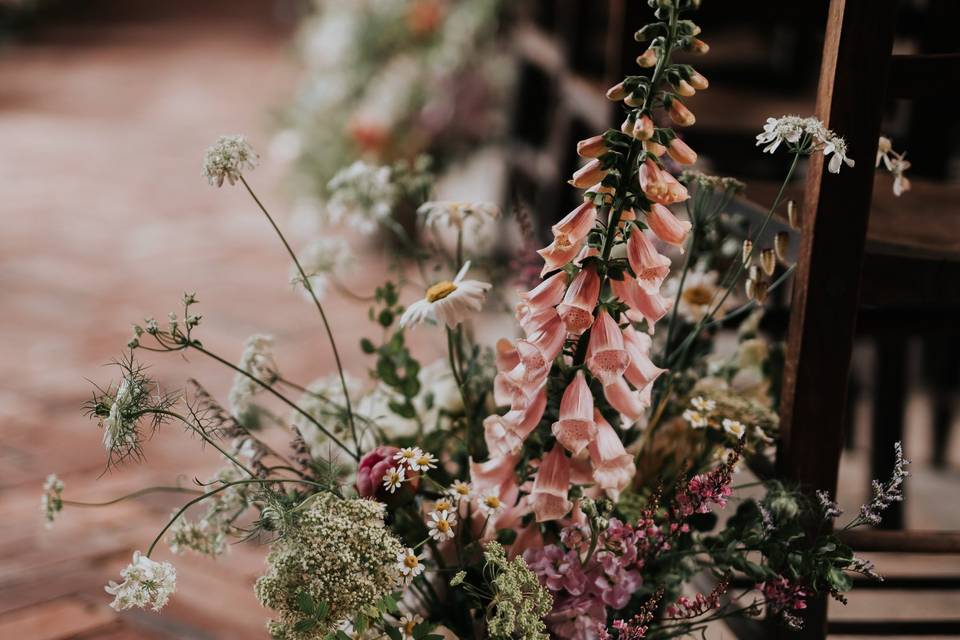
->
[404, 620, 417, 634]
[683, 285, 713, 306]
[426, 281, 457, 302]
[484, 496, 501, 509]
[404, 555, 419, 569]
[435, 519, 451, 533]
[434, 500, 452, 512]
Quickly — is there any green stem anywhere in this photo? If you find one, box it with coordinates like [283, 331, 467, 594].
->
[239, 175, 360, 459]
[63, 485, 202, 507]
[151, 409, 257, 479]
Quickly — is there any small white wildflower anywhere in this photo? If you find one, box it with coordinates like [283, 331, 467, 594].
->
[418, 201, 501, 230]
[690, 396, 716, 412]
[398, 613, 424, 639]
[227, 334, 278, 425]
[683, 409, 708, 429]
[394, 447, 423, 466]
[478, 490, 505, 517]
[399, 261, 492, 329]
[430, 498, 455, 515]
[426, 510, 457, 540]
[202, 135, 258, 187]
[396, 548, 426, 580]
[105, 551, 177, 612]
[102, 378, 141, 454]
[756, 115, 854, 173]
[409, 450, 438, 472]
[326, 161, 398, 234]
[166, 515, 227, 557]
[448, 480, 472, 501]
[382, 466, 406, 494]
[722, 418, 747, 439]
[876, 135, 911, 196]
[40, 473, 64, 528]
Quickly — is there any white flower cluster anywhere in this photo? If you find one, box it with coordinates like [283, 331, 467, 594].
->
[166, 514, 227, 557]
[325, 161, 398, 234]
[291, 237, 354, 301]
[227, 334, 278, 427]
[105, 551, 177, 612]
[418, 200, 501, 230]
[876, 136, 911, 196]
[384, 447, 438, 494]
[756, 115, 854, 173]
[40, 473, 64, 528]
[202, 135, 258, 187]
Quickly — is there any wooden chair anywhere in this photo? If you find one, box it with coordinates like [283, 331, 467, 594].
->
[776, 0, 960, 637]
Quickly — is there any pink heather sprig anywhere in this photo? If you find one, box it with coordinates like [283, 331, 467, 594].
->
[601, 587, 664, 640]
[758, 576, 808, 616]
[672, 448, 739, 519]
[665, 576, 729, 620]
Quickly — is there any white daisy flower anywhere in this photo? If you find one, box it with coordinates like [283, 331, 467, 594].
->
[448, 480, 472, 501]
[418, 201, 501, 230]
[382, 466, 406, 494]
[105, 551, 177, 612]
[431, 498, 455, 514]
[426, 511, 457, 540]
[683, 409, 708, 429]
[396, 548, 426, 580]
[398, 613, 424, 639]
[409, 451, 438, 472]
[399, 261, 492, 329]
[722, 419, 747, 439]
[394, 447, 423, 466]
[478, 490, 505, 517]
[690, 396, 716, 412]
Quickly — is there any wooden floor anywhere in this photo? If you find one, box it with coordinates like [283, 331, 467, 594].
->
[1, 3, 959, 639]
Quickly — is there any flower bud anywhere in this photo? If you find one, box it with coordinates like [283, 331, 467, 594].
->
[687, 70, 709, 90]
[668, 99, 696, 127]
[774, 232, 790, 262]
[754, 279, 769, 303]
[625, 93, 644, 108]
[745, 278, 756, 300]
[667, 137, 697, 165]
[569, 158, 605, 188]
[786, 200, 798, 228]
[689, 38, 710, 54]
[621, 115, 635, 136]
[606, 81, 627, 102]
[760, 249, 776, 276]
[576, 134, 607, 159]
[643, 139, 666, 157]
[741, 239, 753, 265]
[636, 47, 658, 68]
[675, 79, 696, 97]
[633, 114, 654, 141]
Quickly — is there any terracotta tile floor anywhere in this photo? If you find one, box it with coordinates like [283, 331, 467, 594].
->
[2, 3, 959, 639]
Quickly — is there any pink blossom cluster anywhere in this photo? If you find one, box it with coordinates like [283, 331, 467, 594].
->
[672, 454, 736, 518]
[758, 576, 808, 614]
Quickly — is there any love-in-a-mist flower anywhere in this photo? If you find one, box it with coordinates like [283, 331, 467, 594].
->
[202, 134, 257, 187]
[396, 548, 426, 580]
[382, 466, 406, 493]
[646, 204, 691, 247]
[588, 411, 636, 500]
[105, 551, 177, 611]
[427, 510, 457, 540]
[557, 265, 601, 335]
[531, 445, 573, 522]
[551, 370, 597, 455]
[586, 309, 631, 385]
[418, 201, 501, 230]
[399, 261, 491, 329]
[627, 229, 671, 292]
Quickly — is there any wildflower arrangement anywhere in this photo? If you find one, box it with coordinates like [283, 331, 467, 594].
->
[47, 1, 912, 638]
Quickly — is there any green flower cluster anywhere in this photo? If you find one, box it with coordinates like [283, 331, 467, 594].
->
[254, 494, 403, 639]
[483, 542, 552, 640]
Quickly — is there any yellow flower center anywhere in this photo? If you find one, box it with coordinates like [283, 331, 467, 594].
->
[404, 555, 419, 569]
[436, 519, 451, 533]
[683, 286, 714, 306]
[434, 500, 452, 512]
[404, 620, 417, 634]
[484, 496, 501, 509]
[426, 281, 457, 302]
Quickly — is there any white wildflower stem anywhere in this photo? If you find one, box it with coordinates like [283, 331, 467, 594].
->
[145, 478, 329, 557]
[62, 486, 203, 508]
[238, 175, 361, 460]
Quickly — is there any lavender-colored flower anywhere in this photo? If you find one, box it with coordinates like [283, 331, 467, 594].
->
[858, 441, 910, 526]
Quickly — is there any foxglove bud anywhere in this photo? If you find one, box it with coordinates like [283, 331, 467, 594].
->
[741, 239, 753, 265]
[625, 93, 644, 108]
[577, 134, 607, 159]
[569, 159, 605, 188]
[643, 139, 666, 157]
[688, 70, 709, 90]
[621, 115, 635, 136]
[675, 79, 696, 97]
[606, 81, 627, 101]
[667, 137, 697, 165]
[668, 99, 696, 127]
[633, 114, 654, 141]
[636, 47, 657, 68]
[689, 38, 710, 54]
[760, 249, 776, 276]
[775, 232, 790, 261]
[786, 200, 798, 228]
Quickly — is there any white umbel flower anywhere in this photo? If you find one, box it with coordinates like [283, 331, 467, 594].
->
[399, 261, 492, 329]
[756, 115, 854, 173]
[202, 135, 258, 187]
[105, 551, 177, 612]
[418, 201, 501, 230]
[40, 473, 64, 528]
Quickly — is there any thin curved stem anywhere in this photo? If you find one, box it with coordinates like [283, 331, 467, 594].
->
[239, 175, 360, 459]
[151, 409, 257, 479]
[63, 485, 202, 508]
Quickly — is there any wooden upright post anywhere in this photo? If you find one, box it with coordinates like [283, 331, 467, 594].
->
[776, 0, 899, 636]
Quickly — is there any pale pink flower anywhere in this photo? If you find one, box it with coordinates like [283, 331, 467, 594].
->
[517, 314, 566, 372]
[576, 134, 607, 158]
[586, 309, 631, 385]
[668, 99, 696, 127]
[551, 370, 597, 455]
[638, 159, 689, 205]
[531, 445, 573, 522]
[538, 236, 586, 276]
[623, 326, 667, 388]
[484, 387, 547, 456]
[557, 266, 601, 336]
[646, 203, 691, 247]
[611, 277, 673, 329]
[627, 229, 671, 291]
[518, 272, 568, 317]
[604, 377, 648, 422]
[469, 453, 521, 495]
[588, 411, 636, 499]
[495, 338, 519, 372]
[667, 137, 698, 165]
[552, 202, 597, 247]
[568, 158, 605, 188]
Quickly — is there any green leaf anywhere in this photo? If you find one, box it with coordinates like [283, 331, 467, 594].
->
[384, 626, 403, 640]
[378, 309, 395, 327]
[293, 619, 317, 632]
[296, 591, 315, 615]
[360, 338, 376, 354]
